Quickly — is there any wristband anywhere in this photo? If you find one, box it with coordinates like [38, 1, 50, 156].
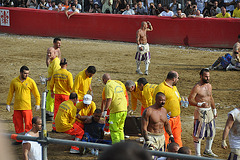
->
[170, 134, 174, 138]
[213, 108, 217, 116]
[222, 140, 227, 147]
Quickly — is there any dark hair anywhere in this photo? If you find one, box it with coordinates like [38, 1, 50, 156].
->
[20, 66, 29, 73]
[178, 146, 191, 154]
[167, 71, 177, 80]
[71, 3, 76, 7]
[137, 78, 148, 86]
[32, 116, 40, 124]
[94, 109, 102, 114]
[199, 68, 209, 76]
[156, 92, 165, 100]
[87, 66, 96, 74]
[69, 92, 78, 100]
[167, 142, 179, 152]
[53, 37, 61, 43]
[177, 8, 182, 11]
[98, 141, 151, 160]
[60, 58, 67, 65]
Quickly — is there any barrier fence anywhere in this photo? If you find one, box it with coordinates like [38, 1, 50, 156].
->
[0, 7, 240, 48]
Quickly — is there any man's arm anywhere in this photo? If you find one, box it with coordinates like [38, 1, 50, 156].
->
[209, 85, 217, 118]
[31, 80, 41, 106]
[147, 21, 153, 31]
[6, 81, 14, 106]
[136, 30, 141, 45]
[188, 85, 208, 108]
[141, 108, 149, 141]
[68, 11, 79, 19]
[22, 143, 31, 160]
[222, 114, 234, 149]
[105, 98, 112, 111]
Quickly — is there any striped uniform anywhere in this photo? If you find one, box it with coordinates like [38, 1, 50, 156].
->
[135, 43, 151, 63]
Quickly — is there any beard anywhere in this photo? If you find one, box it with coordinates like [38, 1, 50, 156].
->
[202, 79, 209, 84]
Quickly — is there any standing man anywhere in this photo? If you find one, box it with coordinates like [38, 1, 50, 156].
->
[188, 68, 218, 157]
[142, 92, 174, 159]
[222, 107, 240, 159]
[50, 58, 73, 131]
[46, 47, 61, 121]
[152, 71, 182, 147]
[22, 117, 42, 160]
[102, 73, 128, 144]
[125, 80, 147, 115]
[6, 66, 40, 145]
[72, 66, 96, 101]
[46, 37, 61, 67]
[136, 21, 153, 75]
[137, 77, 157, 110]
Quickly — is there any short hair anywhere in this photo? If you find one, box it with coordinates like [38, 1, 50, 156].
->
[167, 142, 179, 152]
[32, 116, 41, 124]
[163, 4, 170, 10]
[125, 80, 135, 88]
[69, 92, 78, 100]
[178, 146, 191, 155]
[156, 92, 165, 100]
[86, 66, 96, 74]
[177, 8, 182, 11]
[20, 66, 29, 73]
[94, 109, 102, 114]
[71, 3, 76, 7]
[98, 141, 151, 160]
[199, 68, 209, 76]
[137, 78, 148, 86]
[53, 37, 61, 43]
[167, 71, 177, 80]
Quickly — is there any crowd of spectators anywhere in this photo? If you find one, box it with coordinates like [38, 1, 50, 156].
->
[1, 0, 240, 18]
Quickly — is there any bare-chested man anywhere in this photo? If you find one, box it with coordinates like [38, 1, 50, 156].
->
[46, 38, 62, 67]
[142, 92, 174, 159]
[227, 34, 240, 70]
[188, 68, 218, 157]
[135, 21, 153, 75]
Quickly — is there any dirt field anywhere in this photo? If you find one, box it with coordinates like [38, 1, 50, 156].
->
[0, 34, 239, 160]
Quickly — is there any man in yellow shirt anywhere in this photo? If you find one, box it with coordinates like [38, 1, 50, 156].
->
[137, 77, 157, 113]
[46, 47, 61, 121]
[215, 6, 231, 18]
[72, 66, 96, 101]
[233, 2, 240, 18]
[125, 80, 147, 115]
[50, 58, 73, 131]
[152, 71, 182, 147]
[46, 37, 61, 67]
[55, 92, 84, 154]
[102, 73, 128, 144]
[6, 66, 40, 145]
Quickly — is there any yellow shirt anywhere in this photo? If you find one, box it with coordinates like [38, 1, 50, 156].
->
[105, 80, 127, 113]
[216, 12, 231, 18]
[130, 82, 147, 111]
[6, 76, 40, 110]
[55, 100, 77, 132]
[102, 80, 127, 100]
[152, 81, 181, 117]
[49, 68, 73, 95]
[75, 101, 96, 123]
[47, 57, 61, 90]
[72, 69, 92, 100]
[143, 83, 157, 108]
[233, 8, 240, 18]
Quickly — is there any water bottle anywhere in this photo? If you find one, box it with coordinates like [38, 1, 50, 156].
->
[184, 97, 189, 108]
[181, 97, 185, 107]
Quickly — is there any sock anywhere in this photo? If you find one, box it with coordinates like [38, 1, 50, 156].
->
[205, 138, 213, 152]
[194, 141, 201, 156]
[136, 61, 141, 70]
[145, 62, 149, 71]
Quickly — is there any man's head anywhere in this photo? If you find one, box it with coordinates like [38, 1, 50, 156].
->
[138, 1, 142, 8]
[155, 92, 166, 108]
[166, 71, 179, 86]
[141, 21, 148, 29]
[47, 47, 56, 60]
[167, 142, 180, 153]
[125, 80, 136, 92]
[73, 0, 78, 4]
[32, 116, 42, 131]
[237, 1, 240, 9]
[163, 5, 169, 12]
[126, 4, 130, 10]
[177, 8, 182, 16]
[69, 92, 78, 104]
[178, 146, 191, 157]
[85, 66, 96, 78]
[58, 3, 63, 9]
[60, 58, 67, 67]
[20, 66, 29, 80]
[221, 6, 226, 14]
[93, 109, 102, 122]
[53, 37, 61, 49]
[196, 9, 201, 15]
[213, 0, 218, 7]
[102, 73, 111, 84]
[71, 3, 76, 10]
[51, 0, 55, 6]
[83, 94, 92, 107]
[200, 68, 210, 84]
[137, 78, 148, 91]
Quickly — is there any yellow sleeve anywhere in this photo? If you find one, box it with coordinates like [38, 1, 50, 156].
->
[68, 72, 73, 92]
[143, 89, 152, 107]
[70, 106, 77, 125]
[226, 13, 231, 18]
[6, 80, 15, 105]
[105, 84, 113, 99]
[75, 102, 83, 110]
[90, 102, 96, 115]
[233, 10, 236, 17]
[131, 92, 137, 111]
[49, 73, 55, 91]
[102, 87, 106, 100]
[72, 74, 80, 94]
[31, 80, 41, 106]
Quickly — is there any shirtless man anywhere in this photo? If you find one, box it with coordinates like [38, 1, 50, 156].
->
[226, 34, 240, 70]
[136, 21, 153, 75]
[188, 68, 218, 157]
[46, 38, 61, 67]
[142, 92, 174, 159]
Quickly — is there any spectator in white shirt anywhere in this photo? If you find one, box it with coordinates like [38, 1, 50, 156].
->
[48, 1, 58, 10]
[122, 4, 135, 15]
[65, 4, 80, 19]
[158, 5, 174, 17]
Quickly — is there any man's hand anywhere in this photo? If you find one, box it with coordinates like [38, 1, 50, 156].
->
[213, 108, 217, 118]
[139, 46, 143, 51]
[102, 110, 107, 118]
[6, 105, 10, 112]
[197, 102, 208, 108]
[145, 140, 154, 149]
[221, 140, 228, 149]
[169, 135, 175, 143]
[51, 92, 54, 98]
[35, 105, 40, 111]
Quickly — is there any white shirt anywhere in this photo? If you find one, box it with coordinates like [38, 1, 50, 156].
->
[68, 8, 80, 13]
[169, 2, 181, 14]
[48, 6, 58, 10]
[196, 0, 207, 13]
[224, 0, 234, 11]
[22, 133, 42, 160]
[160, 11, 174, 17]
[228, 108, 240, 149]
[122, 9, 135, 15]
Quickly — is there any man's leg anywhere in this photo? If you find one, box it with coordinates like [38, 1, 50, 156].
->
[22, 110, 33, 133]
[13, 110, 24, 142]
[118, 111, 127, 141]
[144, 52, 151, 75]
[172, 115, 182, 147]
[209, 57, 222, 70]
[46, 90, 54, 121]
[109, 112, 122, 144]
[135, 51, 143, 74]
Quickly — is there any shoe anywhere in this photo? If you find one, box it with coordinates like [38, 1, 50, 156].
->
[95, 149, 99, 156]
[136, 69, 143, 75]
[144, 70, 148, 75]
[91, 148, 95, 155]
[12, 141, 22, 145]
[124, 135, 130, 139]
[226, 64, 234, 71]
[203, 150, 218, 157]
[70, 148, 80, 154]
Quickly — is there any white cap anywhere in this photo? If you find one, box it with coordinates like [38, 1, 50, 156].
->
[83, 94, 92, 105]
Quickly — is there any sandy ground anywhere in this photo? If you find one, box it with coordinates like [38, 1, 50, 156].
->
[0, 34, 239, 160]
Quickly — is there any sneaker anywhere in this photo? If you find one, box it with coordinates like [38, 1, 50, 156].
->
[203, 150, 218, 157]
[91, 149, 95, 155]
[95, 149, 99, 156]
[124, 135, 130, 139]
[208, 66, 214, 70]
[144, 70, 148, 75]
[226, 64, 234, 71]
[70, 148, 80, 154]
[136, 69, 143, 75]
